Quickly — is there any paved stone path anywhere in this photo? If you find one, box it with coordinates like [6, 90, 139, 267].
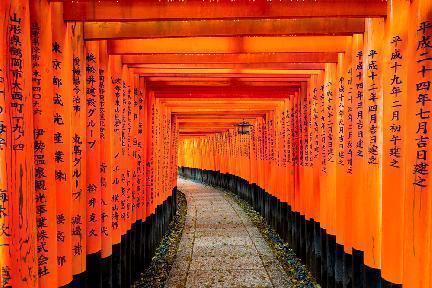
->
[165, 178, 291, 288]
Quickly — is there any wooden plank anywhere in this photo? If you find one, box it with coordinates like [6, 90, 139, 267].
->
[153, 85, 297, 93]
[108, 36, 349, 54]
[84, 18, 365, 40]
[138, 73, 312, 78]
[172, 111, 269, 116]
[178, 132, 227, 136]
[179, 128, 233, 132]
[122, 53, 339, 64]
[176, 113, 265, 119]
[179, 123, 240, 128]
[133, 68, 321, 79]
[155, 87, 298, 98]
[62, 1, 386, 21]
[148, 77, 306, 83]
[147, 79, 305, 88]
[129, 63, 325, 70]
[132, 68, 322, 74]
[177, 118, 257, 123]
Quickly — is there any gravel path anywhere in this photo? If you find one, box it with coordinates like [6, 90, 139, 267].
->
[165, 179, 292, 288]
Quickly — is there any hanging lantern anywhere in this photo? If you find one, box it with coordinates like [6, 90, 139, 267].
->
[235, 120, 253, 135]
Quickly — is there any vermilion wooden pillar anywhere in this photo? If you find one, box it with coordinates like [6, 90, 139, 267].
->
[135, 77, 144, 223]
[99, 40, 113, 287]
[145, 91, 155, 217]
[69, 21, 87, 282]
[303, 81, 314, 223]
[317, 71, 327, 234]
[363, 18, 385, 286]
[108, 54, 123, 288]
[85, 40, 102, 287]
[52, 3, 74, 286]
[29, 1, 58, 287]
[3, 0, 38, 286]
[335, 50, 350, 287]
[139, 77, 147, 221]
[382, 0, 409, 286]
[0, 1, 10, 286]
[351, 32, 367, 288]
[310, 74, 321, 225]
[324, 62, 338, 286]
[403, 0, 432, 287]
[342, 36, 355, 287]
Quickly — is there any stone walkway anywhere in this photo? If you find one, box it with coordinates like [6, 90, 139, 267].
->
[165, 179, 291, 288]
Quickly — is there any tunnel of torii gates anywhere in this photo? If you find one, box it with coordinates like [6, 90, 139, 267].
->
[0, 0, 431, 287]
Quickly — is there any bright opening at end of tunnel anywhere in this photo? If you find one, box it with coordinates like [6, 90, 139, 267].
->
[0, 0, 431, 287]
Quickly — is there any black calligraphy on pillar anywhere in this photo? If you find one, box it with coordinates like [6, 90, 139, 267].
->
[52, 39, 69, 268]
[412, 21, 432, 188]
[320, 85, 327, 173]
[388, 35, 404, 168]
[86, 51, 99, 239]
[121, 79, 128, 222]
[307, 94, 313, 168]
[367, 49, 379, 165]
[111, 76, 121, 231]
[312, 88, 320, 163]
[326, 81, 335, 163]
[126, 83, 132, 219]
[303, 92, 309, 167]
[71, 55, 83, 257]
[337, 77, 345, 167]
[355, 51, 364, 158]
[99, 68, 109, 236]
[30, 21, 51, 278]
[9, 12, 25, 153]
[281, 111, 287, 168]
[346, 68, 353, 174]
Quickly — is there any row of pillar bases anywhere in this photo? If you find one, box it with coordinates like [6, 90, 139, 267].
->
[60, 189, 177, 288]
[178, 167, 401, 288]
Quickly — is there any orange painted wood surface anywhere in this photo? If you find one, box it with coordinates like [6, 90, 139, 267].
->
[0, 1, 431, 287]
[30, 0, 58, 286]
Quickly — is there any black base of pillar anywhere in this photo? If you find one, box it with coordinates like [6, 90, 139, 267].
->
[69, 271, 86, 288]
[326, 234, 336, 288]
[312, 221, 322, 283]
[352, 249, 365, 288]
[365, 266, 382, 288]
[86, 252, 102, 288]
[343, 251, 353, 288]
[112, 243, 122, 288]
[335, 243, 344, 288]
[280, 202, 288, 242]
[120, 233, 130, 288]
[381, 279, 402, 288]
[101, 255, 113, 288]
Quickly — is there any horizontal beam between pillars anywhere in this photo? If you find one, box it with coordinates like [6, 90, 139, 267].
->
[62, 1, 386, 21]
[108, 36, 349, 54]
[84, 18, 365, 40]
[121, 53, 339, 64]
[129, 63, 326, 70]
